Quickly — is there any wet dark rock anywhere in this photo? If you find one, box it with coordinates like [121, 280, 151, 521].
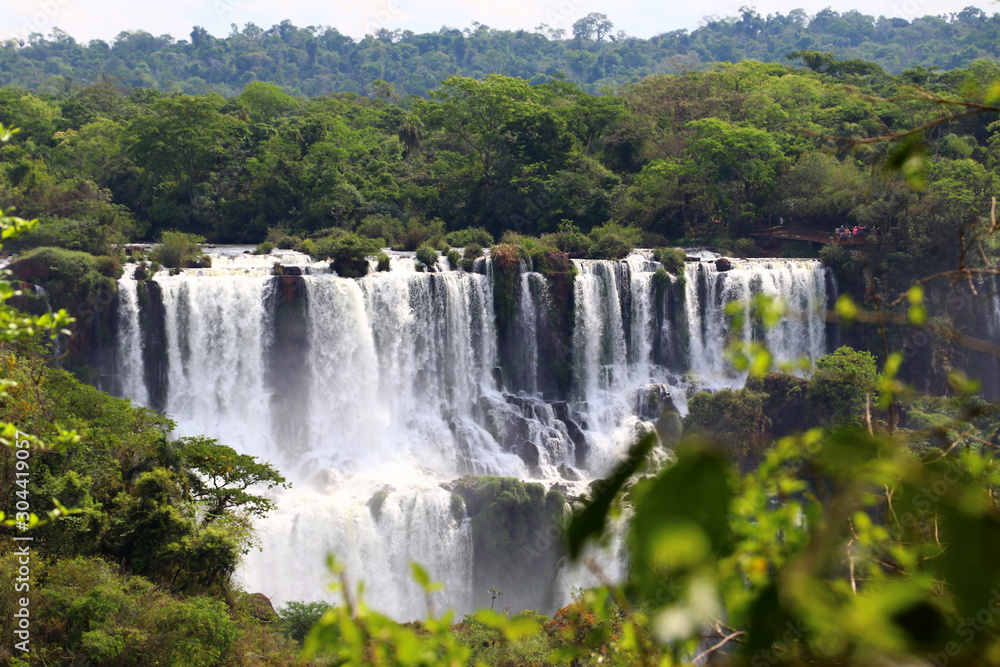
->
[557, 464, 581, 481]
[636, 384, 677, 421]
[516, 440, 540, 474]
[656, 411, 683, 448]
[478, 395, 533, 467]
[550, 482, 573, 495]
[368, 487, 394, 521]
[716, 257, 733, 272]
[551, 401, 589, 468]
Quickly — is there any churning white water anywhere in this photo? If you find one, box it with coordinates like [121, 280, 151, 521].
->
[114, 249, 833, 618]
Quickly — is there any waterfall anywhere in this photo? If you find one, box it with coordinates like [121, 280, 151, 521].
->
[512, 272, 540, 396]
[684, 258, 829, 386]
[571, 260, 632, 471]
[112, 248, 834, 618]
[115, 278, 148, 405]
[572, 260, 629, 404]
[157, 273, 278, 462]
[240, 485, 472, 619]
[298, 269, 524, 479]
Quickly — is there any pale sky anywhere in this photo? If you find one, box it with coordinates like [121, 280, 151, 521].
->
[0, 0, 989, 44]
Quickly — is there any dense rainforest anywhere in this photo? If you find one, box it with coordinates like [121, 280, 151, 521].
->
[3, 8, 1000, 96]
[1, 55, 999, 287]
[0, 15, 999, 666]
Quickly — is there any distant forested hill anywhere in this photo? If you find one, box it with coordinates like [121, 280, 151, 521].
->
[1, 7, 998, 97]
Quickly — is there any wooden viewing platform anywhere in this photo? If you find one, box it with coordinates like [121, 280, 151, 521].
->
[750, 227, 869, 246]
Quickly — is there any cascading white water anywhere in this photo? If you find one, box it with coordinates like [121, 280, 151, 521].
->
[514, 272, 540, 396]
[685, 258, 829, 387]
[241, 484, 472, 619]
[113, 248, 833, 619]
[571, 260, 635, 472]
[626, 253, 663, 383]
[157, 273, 278, 461]
[115, 279, 148, 405]
[300, 268, 525, 479]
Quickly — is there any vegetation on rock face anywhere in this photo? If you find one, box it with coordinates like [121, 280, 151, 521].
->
[586, 222, 641, 259]
[684, 347, 885, 466]
[0, 347, 291, 664]
[150, 231, 211, 268]
[459, 242, 482, 271]
[654, 247, 687, 276]
[684, 387, 771, 461]
[310, 232, 384, 277]
[491, 242, 523, 337]
[448, 476, 566, 612]
[7, 246, 120, 318]
[415, 244, 439, 269]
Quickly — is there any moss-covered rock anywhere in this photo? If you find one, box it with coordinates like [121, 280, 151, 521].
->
[368, 489, 390, 521]
[415, 244, 438, 270]
[8, 246, 119, 317]
[8, 246, 121, 374]
[310, 232, 383, 278]
[683, 388, 771, 469]
[491, 243, 522, 339]
[446, 476, 566, 613]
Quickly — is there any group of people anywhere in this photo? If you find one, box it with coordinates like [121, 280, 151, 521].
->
[834, 225, 876, 240]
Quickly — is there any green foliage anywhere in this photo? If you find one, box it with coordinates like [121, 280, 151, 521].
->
[809, 345, 880, 424]
[356, 216, 404, 246]
[13, 212, 136, 256]
[445, 227, 493, 247]
[730, 237, 759, 257]
[303, 557, 474, 666]
[683, 388, 771, 461]
[588, 222, 641, 259]
[7, 556, 239, 666]
[446, 249, 461, 268]
[255, 240, 274, 255]
[460, 243, 483, 271]
[542, 220, 591, 254]
[175, 435, 288, 522]
[396, 218, 446, 252]
[279, 600, 335, 643]
[0, 348, 298, 662]
[457, 610, 553, 666]
[4, 15, 1000, 100]
[150, 231, 211, 268]
[7, 246, 118, 318]
[415, 244, 438, 269]
[376, 251, 391, 272]
[311, 232, 384, 278]
[561, 404, 1000, 665]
